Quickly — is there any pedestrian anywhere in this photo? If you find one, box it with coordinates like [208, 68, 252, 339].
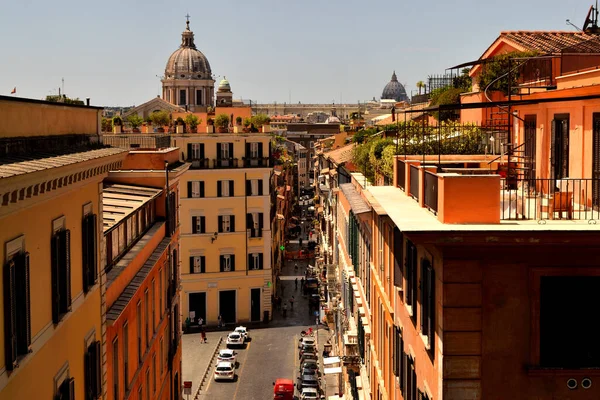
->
[295, 278, 298, 289]
[198, 317, 204, 327]
[201, 330, 207, 343]
[295, 262, 298, 271]
[289, 296, 295, 310]
[282, 303, 288, 318]
[218, 314, 223, 328]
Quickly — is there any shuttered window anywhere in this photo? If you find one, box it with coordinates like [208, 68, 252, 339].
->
[191, 216, 206, 234]
[248, 253, 264, 270]
[218, 215, 235, 233]
[217, 180, 234, 197]
[84, 340, 102, 399]
[405, 240, 417, 317]
[220, 255, 235, 272]
[246, 213, 263, 237]
[82, 214, 98, 293]
[3, 251, 31, 371]
[189, 256, 206, 273]
[420, 259, 435, 352]
[246, 179, 263, 196]
[187, 181, 205, 198]
[51, 229, 71, 324]
[55, 377, 75, 400]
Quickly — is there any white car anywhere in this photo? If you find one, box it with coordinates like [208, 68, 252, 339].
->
[213, 361, 235, 381]
[226, 332, 244, 348]
[234, 326, 249, 342]
[217, 349, 237, 364]
[301, 387, 319, 400]
[298, 337, 316, 349]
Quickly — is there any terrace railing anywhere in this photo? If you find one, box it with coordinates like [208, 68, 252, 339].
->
[500, 177, 600, 221]
[423, 171, 438, 213]
[397, 161, 406, 191]
[409, 165, 419, 201]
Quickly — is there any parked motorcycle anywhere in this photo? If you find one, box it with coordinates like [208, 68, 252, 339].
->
[300, 328, 314, 337]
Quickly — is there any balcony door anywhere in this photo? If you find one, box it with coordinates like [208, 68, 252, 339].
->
[524, 115, 537, 185]
[593, 114, 600, 207]
[551, 115, 569, 180]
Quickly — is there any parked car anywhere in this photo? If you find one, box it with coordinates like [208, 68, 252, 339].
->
[300, 352, 319, 364]
[217, 349, 237, 364]
[299, 360, 319, 373]
[298, 337, 316, 349]
[300, 387, 319, 400]
[299, 345, 317, 357]
[297, 374, 320, 390]
[226, 332, 244, 348]
[300, 367, 321, 377]
[234, 326, 249, 342]
[213, 361, 235, 381]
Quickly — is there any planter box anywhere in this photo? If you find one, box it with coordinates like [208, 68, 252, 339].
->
[206, 125, 215, 133]
[176, 125, 184, 133]
[112, 125, 122, 134]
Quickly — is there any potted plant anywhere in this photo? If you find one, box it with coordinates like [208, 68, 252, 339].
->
[112, 116, 123, 134]
[242, 117, 252, 133]
[149, 110, 170, 133]
[206, 117, 215, 133]
[176, 117, 185, 134]
[127, 114, 143, 133]
[214, 114, 230, 133]
[185, 114, 201, 133]
[236, 116, 242, 126]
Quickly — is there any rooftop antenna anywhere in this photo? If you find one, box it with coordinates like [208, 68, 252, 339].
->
[582, 1, 600, 33]
[61, 78, 65, 98]
[566, 19, 583, 31]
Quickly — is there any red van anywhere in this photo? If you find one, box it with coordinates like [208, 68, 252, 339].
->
[273, 378, 294, 400]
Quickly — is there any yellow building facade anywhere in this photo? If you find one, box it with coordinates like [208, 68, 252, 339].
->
[172, 133, 274, 325]
[0, 96, 127, 399]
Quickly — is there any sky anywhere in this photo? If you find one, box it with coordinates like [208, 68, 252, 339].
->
[0, 0, 591, 106]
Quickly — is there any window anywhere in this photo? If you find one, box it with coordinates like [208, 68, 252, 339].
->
[113, 338, 119, 400]
[404, 354, 416, 400]
[217, 180, 234, 197]
[123, 323, 129, 389]
[146, 368, 150, 400]
[56, 376, 75, 400]
[152, 280, 156, 333]
[540, 276, 600, 368]
[420, 259, 435, 351]
[220, 255, 235, 272]
[218, 215, 235, 233]
[551, 114, 570, 180]
[84, 340, 102, 399]
[405, 240, 417, 317]
[137, 301, 142, 363]
[188, 181, 205, 198]
[188, 143, 204, 160]
[191, 216, 206, 234]
[248, 253, 263, 270]
[82, 213, 98, 293]
[393, 327, 404, 393]
[247, 212, 263, 237]
[160, 337, 164, 373]
[246, 179, 263, 196]
[159, 268, 163, 317]
[250, 142, 259, 158]
[3, 237, 31, 371]
[190, 256, 206, 273]
[152, 354, 157, 394]
[179, 89, 186, 105]
[51, 225, 71, 324]
[393, 228, 403, 288]
[219, 142, 231, 159]
[196, 89, 203, 106]
[145, 289, 150, 350]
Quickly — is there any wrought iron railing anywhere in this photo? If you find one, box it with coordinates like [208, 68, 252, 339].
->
[243, 157, 269, 168]
[397, 160, 406, 190]
[423, 171, 438, 213]
[213, 158, 238, 168]
[188, 158, 209, 169]
[409, 165, 419, 201]
[500, 177, 600, 221]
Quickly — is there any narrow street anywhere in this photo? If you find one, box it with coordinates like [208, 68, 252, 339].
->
[201, 233, 324, 400]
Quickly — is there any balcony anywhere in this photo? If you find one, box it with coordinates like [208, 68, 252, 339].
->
[187, 158, 210, 169]
[394, 158, 600, 223]
[243, 156, 270, 168]
[213, 158, 239, 168]
[248, 228, 263, 238]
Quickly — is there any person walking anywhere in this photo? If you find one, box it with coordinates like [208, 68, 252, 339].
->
[289, 296, 295, 310]
[218, 314, 223, 328]
[201, 329, 207, 343]
[295, 278, 298, 290]
[294, 262, 298, 271]
[282, 303, 288, 318]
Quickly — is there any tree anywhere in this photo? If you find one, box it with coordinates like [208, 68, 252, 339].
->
[184, 114, 201, 131]
[149, 110, 170, 127]
[416, 81, 426, 95]
[127, 114, 144, 129]
[477, 51, 536, 95]
[45, 95, 84, 105]
[214, 114, 230, 130]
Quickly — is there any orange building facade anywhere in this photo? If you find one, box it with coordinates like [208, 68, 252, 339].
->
[103, 148, 188, 400]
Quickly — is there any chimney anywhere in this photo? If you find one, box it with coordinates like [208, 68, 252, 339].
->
[86, 98, 90, 106]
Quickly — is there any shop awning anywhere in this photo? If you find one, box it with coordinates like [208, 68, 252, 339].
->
[324, 367, 343, 374]
[339, 183, 370, 215]
[320, 168, 330, 175]
[323, 356, 341, 365]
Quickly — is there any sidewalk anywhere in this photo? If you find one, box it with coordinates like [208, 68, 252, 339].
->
[182, 331, 224, 398]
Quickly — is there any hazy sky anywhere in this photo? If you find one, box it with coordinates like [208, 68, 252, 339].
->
[0, 0, 590, 106]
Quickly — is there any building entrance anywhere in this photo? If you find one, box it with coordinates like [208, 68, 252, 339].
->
[219, 290, 236, 324]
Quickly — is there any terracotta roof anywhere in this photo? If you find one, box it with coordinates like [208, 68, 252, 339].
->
[324, 144, 354, 165]
[0, 147, 126, 179]
[489, 31, 600, 55]
[339, 183, 370, 215]
[102, 184, 162, 232]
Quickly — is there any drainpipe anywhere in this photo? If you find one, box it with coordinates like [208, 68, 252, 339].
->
[165, 160, 171, 236]
[245, 171, 249, 276]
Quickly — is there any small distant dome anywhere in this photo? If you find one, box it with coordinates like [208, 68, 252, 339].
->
[218, 77, 231, 92]
[381, 71, 408, 102]
[165, 20, 212, 80]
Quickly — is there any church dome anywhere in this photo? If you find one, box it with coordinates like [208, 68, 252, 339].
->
[381, 71, 408, 102]
[218, 77, 231, 92]
[165, 20, 212, 80]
